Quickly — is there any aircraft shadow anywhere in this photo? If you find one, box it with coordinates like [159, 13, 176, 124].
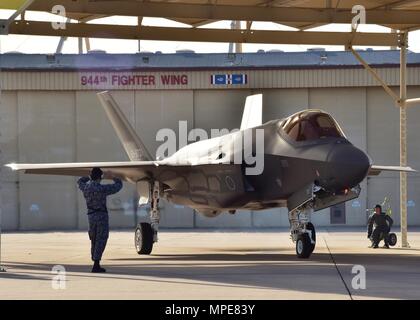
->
[3, 250, 420, 299]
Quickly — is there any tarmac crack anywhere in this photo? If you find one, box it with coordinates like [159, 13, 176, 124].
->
[322, 235, 353, 300]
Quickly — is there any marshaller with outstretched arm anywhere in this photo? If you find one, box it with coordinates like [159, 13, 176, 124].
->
[77, 167, 123, 273]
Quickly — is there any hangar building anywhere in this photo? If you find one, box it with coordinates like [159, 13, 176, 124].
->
[1, 49, 420, 231]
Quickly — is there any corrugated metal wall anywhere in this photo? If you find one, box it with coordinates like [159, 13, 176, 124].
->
[1, 67, 420, 91]
[1, 68, 420, 230]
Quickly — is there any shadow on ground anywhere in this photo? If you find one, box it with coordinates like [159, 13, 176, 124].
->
[2, 249, 420, 299]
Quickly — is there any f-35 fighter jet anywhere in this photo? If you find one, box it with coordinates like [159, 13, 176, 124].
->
[7, 92, 415, 258]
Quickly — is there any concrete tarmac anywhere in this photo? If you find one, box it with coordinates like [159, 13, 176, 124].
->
[0, 228, 419, 300]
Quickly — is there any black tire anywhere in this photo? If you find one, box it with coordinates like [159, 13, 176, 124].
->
[135, 223, 154, 255]
[296, 233, 313, 259]
[387, 233, 397, 247]
[307, 222, 316, 253]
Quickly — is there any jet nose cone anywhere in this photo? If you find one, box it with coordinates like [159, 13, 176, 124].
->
[325, 143, 371, 191]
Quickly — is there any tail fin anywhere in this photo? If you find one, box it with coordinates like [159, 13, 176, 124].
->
[240, 94, 263, 130]
[97, 91, 153, 161]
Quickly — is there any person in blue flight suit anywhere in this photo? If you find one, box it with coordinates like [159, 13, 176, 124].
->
[77, 167, 123, 273]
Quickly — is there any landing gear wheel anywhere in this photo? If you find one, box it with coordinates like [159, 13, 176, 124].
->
[387, 233, 397, 247]
[296, 233, 312, 259]
[135, 223, 154, 255]
[307, 222, 316, 254]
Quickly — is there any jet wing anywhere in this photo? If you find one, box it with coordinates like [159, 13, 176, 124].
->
[5, 161, 169, 183]
[368, 165, 417, 176]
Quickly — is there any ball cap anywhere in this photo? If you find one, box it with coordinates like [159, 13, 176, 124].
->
[90, 167, 103, 180]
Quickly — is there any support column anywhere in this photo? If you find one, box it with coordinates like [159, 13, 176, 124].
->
[56, 36, 67, 54]
[78, 37, 83, 54]
[391, 29, 398, 50]
[0, 21, 5, 273]
[399, 32, 409, 248]
[0, 202, 4, 271]
[235, 21, 243, 54]
[229, 21, 243, 54]
[84, 38, 91, 52]
[0, 187, 5, 271]
[137, 17, 143, 53]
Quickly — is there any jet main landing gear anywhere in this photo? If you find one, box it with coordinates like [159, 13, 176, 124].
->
[289, 206, 316, 259]
[135, 223, 154, 254]
[135, 182, 160, 255]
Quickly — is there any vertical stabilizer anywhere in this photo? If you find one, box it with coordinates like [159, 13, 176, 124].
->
[97, 91, 153, 161]
[240, 94, 263, 130]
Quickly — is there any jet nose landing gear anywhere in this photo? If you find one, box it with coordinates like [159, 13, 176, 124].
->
[295, 222, 316, 258]
[289, 207, 316, 259]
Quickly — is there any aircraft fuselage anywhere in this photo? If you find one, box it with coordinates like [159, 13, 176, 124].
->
[159, 111, 371, 216]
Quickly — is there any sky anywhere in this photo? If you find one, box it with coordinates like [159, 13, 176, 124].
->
[1, 9, 420, 54]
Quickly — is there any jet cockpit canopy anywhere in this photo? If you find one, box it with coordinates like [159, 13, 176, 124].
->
[280, 110, 346, 142]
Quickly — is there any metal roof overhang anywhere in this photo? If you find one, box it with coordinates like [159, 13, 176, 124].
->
[1, 0, 420, 46]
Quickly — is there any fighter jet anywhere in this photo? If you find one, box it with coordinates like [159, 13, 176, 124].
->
[6, 92, 415, 258]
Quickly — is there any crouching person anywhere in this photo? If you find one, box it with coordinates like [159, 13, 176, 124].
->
[368, 204, 394, 249]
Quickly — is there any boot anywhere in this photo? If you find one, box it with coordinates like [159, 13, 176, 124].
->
[91, 260, 106, 273]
